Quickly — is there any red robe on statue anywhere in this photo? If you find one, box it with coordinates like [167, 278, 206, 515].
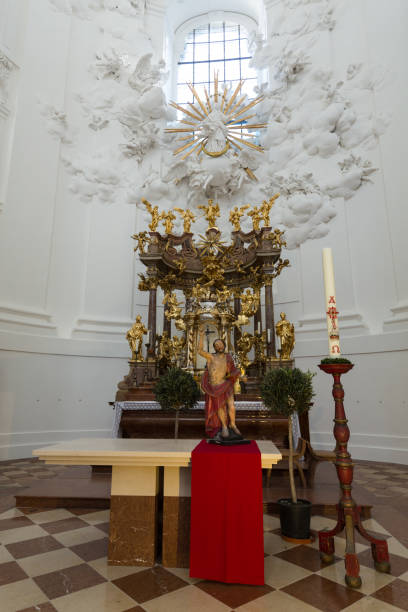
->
[201, 353, 240, 438]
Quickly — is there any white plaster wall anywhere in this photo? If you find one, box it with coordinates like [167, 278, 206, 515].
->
[0, 0, 407, 462]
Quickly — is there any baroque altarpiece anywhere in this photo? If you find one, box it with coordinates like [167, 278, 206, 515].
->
[117, 196, 296, 402]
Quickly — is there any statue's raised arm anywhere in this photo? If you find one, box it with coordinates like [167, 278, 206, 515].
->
[197, 326, 212, 362]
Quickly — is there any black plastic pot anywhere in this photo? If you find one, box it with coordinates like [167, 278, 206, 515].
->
[278, 498, 311, 539]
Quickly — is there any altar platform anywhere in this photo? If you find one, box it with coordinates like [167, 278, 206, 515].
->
[31, 438, 282, 567]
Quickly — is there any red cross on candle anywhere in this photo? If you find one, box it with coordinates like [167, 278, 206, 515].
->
[327, 305, 339, 330]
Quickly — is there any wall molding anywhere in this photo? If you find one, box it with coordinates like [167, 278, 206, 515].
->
[383, 300, 408, 332]
[72, 316, 135, 341]
[0, 429, 111, 461]
[310, 431, 408, 465]
[297, 310, 368, 338]
[0, 305, 57, 335]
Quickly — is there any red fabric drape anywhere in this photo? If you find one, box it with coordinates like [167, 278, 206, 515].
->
[189, 440, 264, 585]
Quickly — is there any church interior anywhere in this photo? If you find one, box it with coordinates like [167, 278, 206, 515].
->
[0, 0, 407, 610]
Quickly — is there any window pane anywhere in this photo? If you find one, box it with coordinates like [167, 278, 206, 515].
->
[225, 60, 241, 81]
[194, 43, 209, 62]
[241, 78, 257, 98]
[240, 58, 257, 80]
[194, 62, 209, 84]
[224, 39, 239, 59]
[177, 84, 194, 104]
[179, 43, 194, 63]
[224, 23, 239, 40]
[210, 41, 224, 61]
[209, 22, 224, 41]
[194, 25, 209, 43]
[209, 60, 225, 83]
[177, 63, 193, 84]
[177, 22, 256, 107]
[240, 38, 249, 57]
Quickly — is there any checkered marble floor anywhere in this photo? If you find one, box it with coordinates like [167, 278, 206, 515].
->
[0, 507, 407, 612]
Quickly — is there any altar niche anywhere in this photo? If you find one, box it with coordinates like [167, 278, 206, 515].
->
[117, 197, 295, 402]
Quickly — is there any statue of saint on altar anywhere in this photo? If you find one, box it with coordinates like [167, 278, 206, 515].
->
[126, 315, 148, 362]
[198, 327, 242, 439]
[276, 312, 295, 360]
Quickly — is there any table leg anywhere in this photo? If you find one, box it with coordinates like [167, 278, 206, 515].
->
[108, 465, 159, 566]
[162, 466, 191, 568]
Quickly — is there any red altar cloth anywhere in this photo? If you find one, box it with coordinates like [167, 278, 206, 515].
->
[189, 440, 264, 585]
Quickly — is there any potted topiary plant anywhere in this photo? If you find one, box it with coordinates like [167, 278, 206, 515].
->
[260, 367, 315, 541]
[154, 367, 201, 439]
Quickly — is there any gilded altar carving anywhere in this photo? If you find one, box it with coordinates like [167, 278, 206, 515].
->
[126, 315, 147, 362]
[276, 312, 295, 360]
[174, 208, 196, 233]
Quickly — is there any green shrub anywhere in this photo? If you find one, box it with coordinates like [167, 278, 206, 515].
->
[260, 367, 315, 503]
[154, 367, 201, 438]
[260, 367, 315, 417]
[320, 357, 352, 364]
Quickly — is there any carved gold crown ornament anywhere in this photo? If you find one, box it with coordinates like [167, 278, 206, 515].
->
[165, 73, 267, 179]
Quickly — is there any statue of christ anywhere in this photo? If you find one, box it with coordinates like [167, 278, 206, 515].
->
[198, 327, 241, 438]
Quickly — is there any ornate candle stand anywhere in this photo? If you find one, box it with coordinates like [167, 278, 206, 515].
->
[318, 362, 390, 588]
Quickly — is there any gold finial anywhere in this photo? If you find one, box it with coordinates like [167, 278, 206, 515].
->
[174, 207, 196, 233]
[229, 204, 250, 232]
[131, 231, 150, 254]
[198, 199, 220, 230]
[160, 210, 177, 235]
[248, 205, 263, 231]
[141, 198, 161, 232]
[261, 193, 280, 227]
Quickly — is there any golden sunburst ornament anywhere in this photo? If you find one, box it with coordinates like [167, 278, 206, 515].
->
[165, 73, 267, 177]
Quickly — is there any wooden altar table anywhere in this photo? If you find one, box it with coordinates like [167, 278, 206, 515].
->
[33, 438, 281, 567]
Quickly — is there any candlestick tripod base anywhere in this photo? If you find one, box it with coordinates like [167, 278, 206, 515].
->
[318, 363, 391, 589]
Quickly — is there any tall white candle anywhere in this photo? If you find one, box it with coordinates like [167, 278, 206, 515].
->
[267, 328, 271, 344]
[322, 248, 341, 356]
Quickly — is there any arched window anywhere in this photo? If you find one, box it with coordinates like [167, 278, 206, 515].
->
[175, 17, 258, 114]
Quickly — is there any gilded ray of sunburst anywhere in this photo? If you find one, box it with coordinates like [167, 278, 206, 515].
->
[165, 74, 267, 177]
[196, 232, 228, 256]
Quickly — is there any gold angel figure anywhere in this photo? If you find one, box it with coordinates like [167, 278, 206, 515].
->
[163, 292, 186, 330]
[126, 315, 147, 362]
[141, 198, 161, 232]
[172, 335, 186, 364]
[254, 330, 267, 363]
[248, 206, 263, 231]
[158, 331, 172, 361]
[192, 283, 211, 301]
[132, 231, 150, 254]
[241, 288, 260, 316]
[273, 229, 287, 248]
[237, 332, 255, 370]
[161, 210, 176, 235]
[198, 199, 220, 229]
[163, 292, 183, 320]
[174, 208, 196, 233]
[229, 204, 250, 232]
[234, 289, 260, 327]
[276, 312, 295, 360]
[261, 193, 280, 227]
[215, 286, 231, 304]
